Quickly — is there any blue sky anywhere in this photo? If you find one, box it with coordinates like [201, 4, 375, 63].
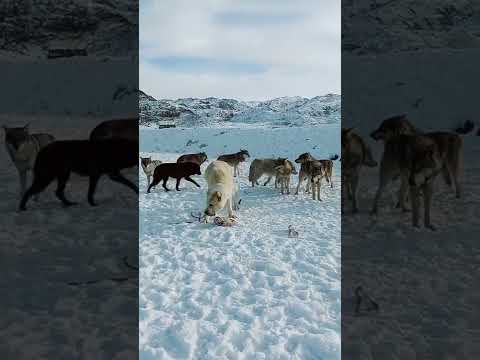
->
[140, 0, 340, 101]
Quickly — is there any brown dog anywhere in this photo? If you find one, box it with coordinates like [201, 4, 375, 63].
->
[147, 162, 201, 193]
[177, 152, 208, 165]
[294, 153, 335, 194]
[217, 149, 250, 177]
[371, 115, 463, 200]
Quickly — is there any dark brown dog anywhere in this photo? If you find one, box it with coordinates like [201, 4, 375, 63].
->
[217, 149, 250, 177]
[177, 152, 208, 165]
[147, 162, 202, 193]
[19, 139, 139, 210]
[89, 118, 138, 141]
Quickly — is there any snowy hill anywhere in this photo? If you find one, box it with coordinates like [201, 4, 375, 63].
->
[0, 0, 137, 58]
[140, 93, 341, 128]
[343, 0, 480, 55]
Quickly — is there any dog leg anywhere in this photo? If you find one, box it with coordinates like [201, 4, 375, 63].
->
[227, 198, 234, 218]
[18, 169, 27, 198]
[87, 174, 100, 206]
[175, 178, 182, 191]
[295, 174, 303, 195]
[147, 177, 160, 193]
[371, 159, 397, 215]
[410, 186, 420, 228]
[441, 165, 452, 188]
[19, 174, 53, 211]
[109, 172, 139, 194]
[185, 176, 201, 188]
[351, 172, 359, 212]
[286, 177, 290, 194]
[162, 178, 170, 192]
[398, 174, 410, 212]
[306, 177, 311, 193]
[56, 171, 77, 207]
[263, 176, 272, 186]
[423, 182, 436, 231]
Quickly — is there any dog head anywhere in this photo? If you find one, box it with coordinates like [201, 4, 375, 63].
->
[199, 152, 208, 164]
[408, 143, 442, 188]
[140, 157, 152, 168]
[370, 114, 415, 141]
[204, 190, 226, 216]
[295, 152, 314, 164]
[3, 124, 29, 150]
[239, 149, 250, 161]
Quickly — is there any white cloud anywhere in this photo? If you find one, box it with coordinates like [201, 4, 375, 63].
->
[140, 0, 340, 100]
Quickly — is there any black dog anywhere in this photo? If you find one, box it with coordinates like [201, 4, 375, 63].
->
[147, 162, 201, 193]
[19, 139, 138, 210]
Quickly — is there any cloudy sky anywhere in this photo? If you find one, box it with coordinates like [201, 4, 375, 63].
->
[140, 0, 340, 101]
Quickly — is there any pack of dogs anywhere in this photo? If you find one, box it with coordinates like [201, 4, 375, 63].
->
[3, 119, 338, 224]
[3, 118, 139, 211]
[342, 114, 464, 231]
[141, 149, 337, 223]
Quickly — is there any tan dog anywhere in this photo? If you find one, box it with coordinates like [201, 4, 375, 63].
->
[371, 134, 443, 230]
[217, 149, 250, 177]
[371, 114, 463, 199]
[204, 160, 239, 218]
[275, 159, 295, 194]
[341, 128, 377, 213]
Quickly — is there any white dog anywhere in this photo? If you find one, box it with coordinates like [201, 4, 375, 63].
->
[204, 160, 239, 218]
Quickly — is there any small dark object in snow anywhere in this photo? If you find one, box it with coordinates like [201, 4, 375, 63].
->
[355, 286, 379, 315]
[214, 216, 237, 227]
[191, 211, 207, 223]
[288, 225, 299, 238]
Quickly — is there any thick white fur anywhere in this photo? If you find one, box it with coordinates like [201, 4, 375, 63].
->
[204, 160, 236, 217]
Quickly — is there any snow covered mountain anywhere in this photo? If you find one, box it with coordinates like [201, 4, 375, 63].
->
[140, 92, 341, 128]
[0, 0, 137, 58]
[342, 0, 480, 55]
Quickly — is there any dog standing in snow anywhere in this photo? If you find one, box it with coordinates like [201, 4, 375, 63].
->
[217, 149, 250, 177]
[204, 160, 239, 218]
[3, 124, 55, 198]
[140, 157, 162, 189]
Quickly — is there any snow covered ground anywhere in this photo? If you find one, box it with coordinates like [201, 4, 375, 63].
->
[139, 126, 341, 359]
[0, 114, 138, 359]
[341, 49, 480, 358]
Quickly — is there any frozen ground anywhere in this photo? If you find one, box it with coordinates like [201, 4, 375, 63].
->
[0, 114, 138, 359]
[139, 127, 341, 359]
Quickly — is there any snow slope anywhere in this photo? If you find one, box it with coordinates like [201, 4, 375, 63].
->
[341, 49, 480, 358]
[140, 94, 341, 128]
[139, 126, 341, 359]
[0, 114, 138, 359]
